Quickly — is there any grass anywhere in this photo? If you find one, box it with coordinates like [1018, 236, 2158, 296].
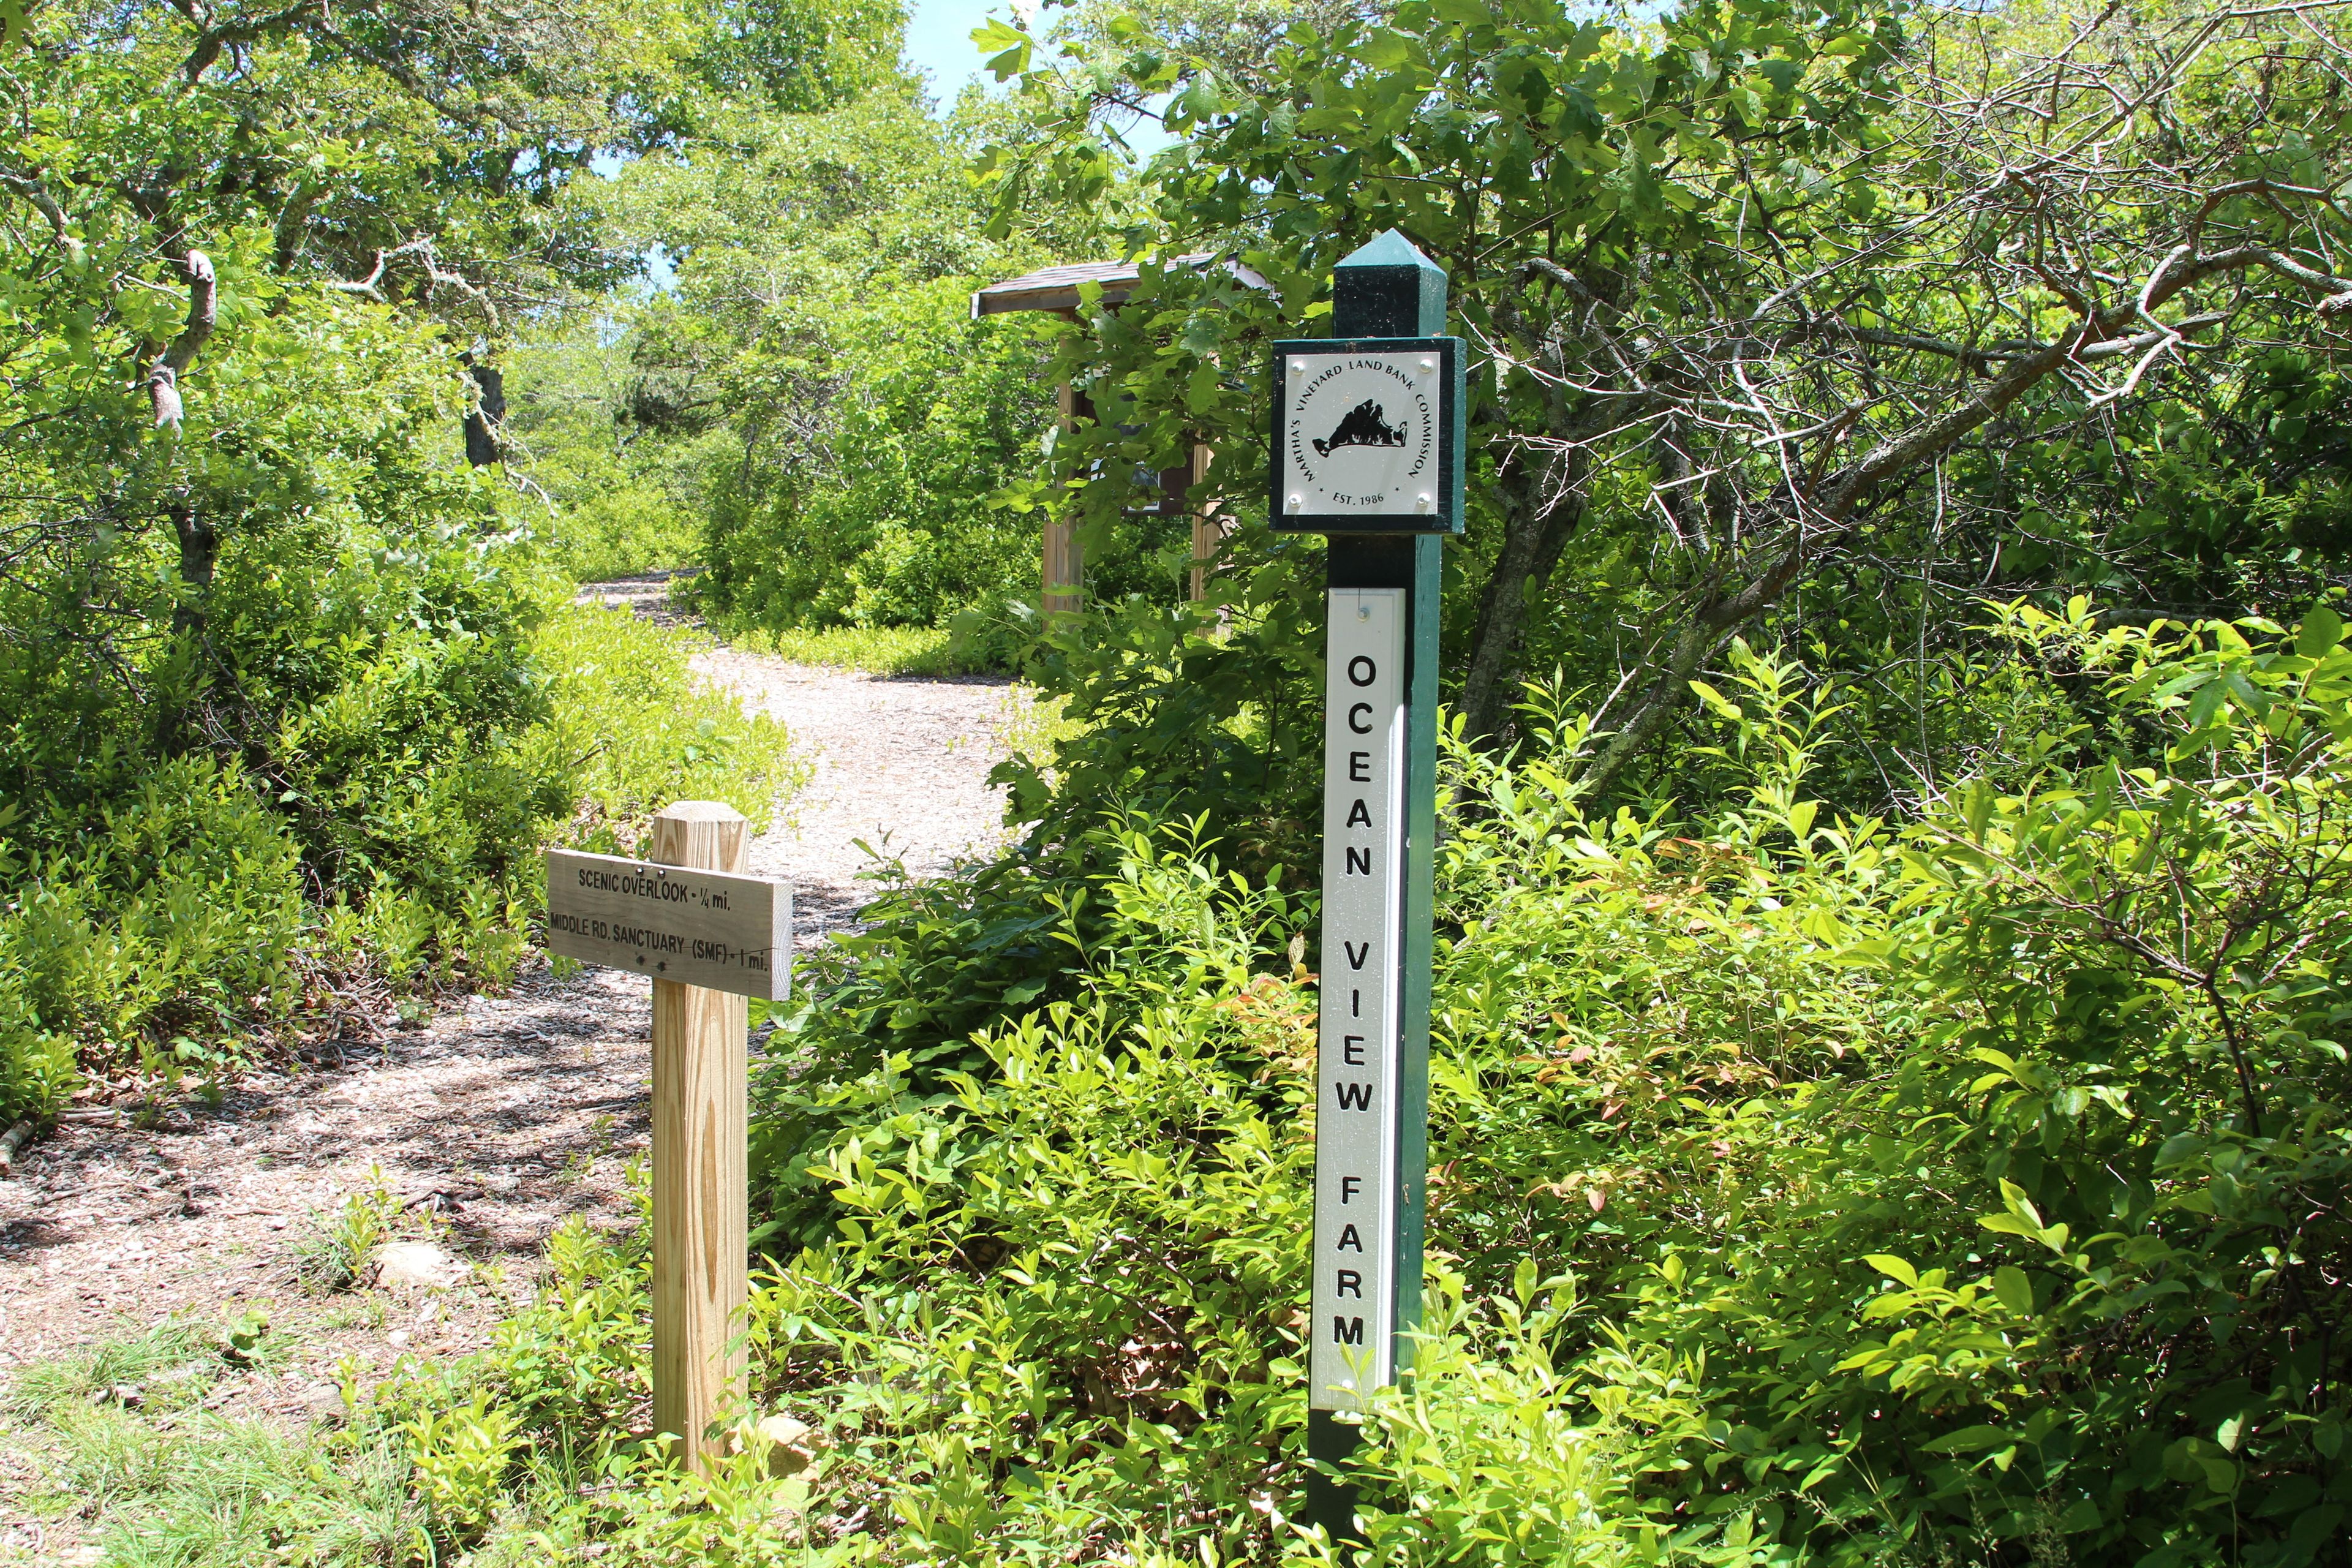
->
[0, 1313, 430, 1568]
[39, 1408, 421, 1566]
[288, 1168, 406, 1294]
[724, 622, 988, 677]
[2, 1317, 265, 1424]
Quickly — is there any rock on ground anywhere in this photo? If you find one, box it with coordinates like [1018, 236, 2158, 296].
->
[372, 1241, 467, 1291]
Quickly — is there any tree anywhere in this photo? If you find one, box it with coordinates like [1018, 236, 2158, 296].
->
[0, 0, 702, 796]
[559, 83, 1125, 630]
[2, 0, 656, 644]
[984, 0, 2352, 804]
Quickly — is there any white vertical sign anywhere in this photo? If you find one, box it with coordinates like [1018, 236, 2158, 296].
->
[1310, 587, 1407, 1411]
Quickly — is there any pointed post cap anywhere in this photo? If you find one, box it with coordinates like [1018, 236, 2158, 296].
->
[1333, 228, 1447, 337]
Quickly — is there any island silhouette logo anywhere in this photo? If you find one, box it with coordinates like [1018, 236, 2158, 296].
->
[1312, 399, 1408, 457]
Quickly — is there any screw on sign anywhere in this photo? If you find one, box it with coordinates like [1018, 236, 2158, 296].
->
[1269, 230, 1463, 1542]
[543, 803, 793, 1468]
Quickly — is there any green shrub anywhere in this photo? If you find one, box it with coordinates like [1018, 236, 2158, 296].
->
[471, 1189, 654, 1451]
[0, 757, 304, 1121]
[1368, 618, 2352, 1564]
[1346, 1268, 1630, 1563]
[502, 334, 723, 582]
[356, 608, 2349, 1565]
[0, 282, 559, 1111]
[380, 811, 1635, 1564]
[405, 1390, 530, 1547]
[0, 590, 801, 1119]
[687, 279, 1064, 638]
[982, 528, 1326, 852]
[528, 603, 807, 853]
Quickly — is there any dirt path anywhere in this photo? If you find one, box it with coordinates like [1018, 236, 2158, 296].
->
[0, 584, 1020, 1456]
[696, 644, 1018, 946]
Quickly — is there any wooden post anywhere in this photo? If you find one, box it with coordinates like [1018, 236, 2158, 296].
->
[1187, 440, 1227, 604]
[648, 800, 750, 1467]
[1046, 379, 1085, 618]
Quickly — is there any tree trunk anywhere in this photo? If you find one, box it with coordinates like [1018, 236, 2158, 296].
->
[151, 249, 222, 752]
[160, 501, 219, 752]
[1577, 600, 1734, 802]
[464, 360, 506, 467]
[169, 503, 217, 635]
[1459, 444, 1587, 745]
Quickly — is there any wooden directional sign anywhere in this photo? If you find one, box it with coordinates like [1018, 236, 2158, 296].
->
[543, 847, 792, 1000]
[1313, 587, 1408, 1409]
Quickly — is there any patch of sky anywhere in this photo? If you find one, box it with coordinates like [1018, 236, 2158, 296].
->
[903, 0, 1019, 108]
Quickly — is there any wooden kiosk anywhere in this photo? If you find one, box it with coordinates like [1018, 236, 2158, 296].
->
[971, 256, 1268, 613]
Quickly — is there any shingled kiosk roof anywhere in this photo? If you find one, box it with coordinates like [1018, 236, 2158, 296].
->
[970, 254, 1273, 317]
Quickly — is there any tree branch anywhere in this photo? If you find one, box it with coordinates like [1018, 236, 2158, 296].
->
[178, 0, 322, 83]
[148, 251, 216, 429]
[1571, 236, 2314, 799]
[0, 167, 76, 259]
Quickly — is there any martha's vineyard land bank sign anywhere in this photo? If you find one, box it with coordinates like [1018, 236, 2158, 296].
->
[1268, 226, 1460, 1538]
[1272, 337, 1461, 533]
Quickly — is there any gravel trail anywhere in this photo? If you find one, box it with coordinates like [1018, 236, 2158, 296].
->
[693, 644, 1017, 945]
[0, 579, 1020, 1527]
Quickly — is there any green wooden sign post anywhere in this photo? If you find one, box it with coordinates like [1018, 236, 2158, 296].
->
[1270, 230, 1462, 1542]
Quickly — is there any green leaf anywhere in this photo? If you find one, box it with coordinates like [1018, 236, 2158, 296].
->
[1863, 1254, 1919, 1287]
[1991, 1266, 2035, 1316]
[972, 18, 1032, 80]
[1918, 1424, 2013, 1455]
[1689, 679, 1743, 720]
[2291, 1507, 2346, 1553]
[2297, 605, 2345, 659]
[1962, 779, 1993, 840]
[2054, 1498, 2101, 1533]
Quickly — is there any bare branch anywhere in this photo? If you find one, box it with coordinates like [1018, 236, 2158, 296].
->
[324, 237, 500, 328]
[1516, 2, 2352, 794]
